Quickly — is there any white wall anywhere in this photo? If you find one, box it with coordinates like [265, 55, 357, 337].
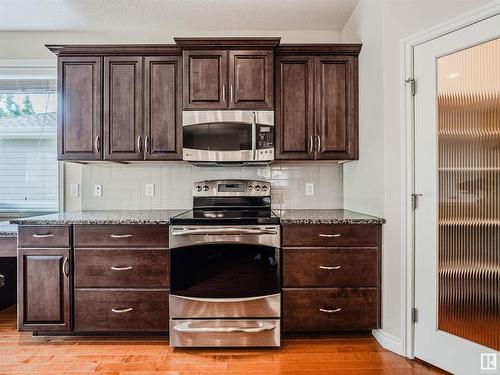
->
[342, 0, 492, 355]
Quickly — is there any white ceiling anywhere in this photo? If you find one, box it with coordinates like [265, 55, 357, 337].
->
[0, 0, 359, 32]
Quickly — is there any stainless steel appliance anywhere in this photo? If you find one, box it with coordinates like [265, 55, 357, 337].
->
[169, 179, 280, 347]
[182, 111, 274, 167]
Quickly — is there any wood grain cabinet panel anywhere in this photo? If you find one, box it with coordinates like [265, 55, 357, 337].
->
[282, 224, 379, 247]
[74, 249, 168, 288]
[75, 289, 168, 332]
[144, 56, 182, 160]
[275, 56, 314, 159]
[104, 56, 143, 161]
[183, 50, 227, 109]
[17, 248, 71, 331]
[229, 50, 273, 109]
[283, 288, 379, 331]
[283, 248, 378, 287]
[315, 56, 358, 160]
[74, 225, 169, 248]
[17, 225, 70, 248]
[58, 56, 102, 160]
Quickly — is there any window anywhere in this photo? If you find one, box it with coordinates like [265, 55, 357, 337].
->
[0, 77, 58, 217]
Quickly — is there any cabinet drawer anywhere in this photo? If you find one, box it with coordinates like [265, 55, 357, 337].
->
[18, 225, 70, 248]
[282, 224, 379, 247]
[74, 225, 169, 247]
[283, 288, 379, 331]
[283, 248, 378, 287]
[75, 289, 168, 332]
[74, 249, 168, 288]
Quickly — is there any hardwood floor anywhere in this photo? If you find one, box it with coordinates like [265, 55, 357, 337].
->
[0, 305, 447, 374]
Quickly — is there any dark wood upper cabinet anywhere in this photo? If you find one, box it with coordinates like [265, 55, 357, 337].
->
[183, 50, 227, 110]
[18, 248, 71, 331]
[315, 56, 358, 160]
[144, 56, 183, 160]
[275, 44, 360, 161]
[58, 56, 102, 160]
[103, 56, 143, 161]
[275, 56, 314, 159]
[229, 50, 273, 109]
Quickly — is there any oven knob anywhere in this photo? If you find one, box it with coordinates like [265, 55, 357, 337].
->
[262, 185, 268, 192]
[195, 185, 202, 192]
[248, 185, 253, 191]
[254, 185, 260, 191]
[203, 185, 209, 191]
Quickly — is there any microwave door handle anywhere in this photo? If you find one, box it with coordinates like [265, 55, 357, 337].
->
[251, 111, 257, 160]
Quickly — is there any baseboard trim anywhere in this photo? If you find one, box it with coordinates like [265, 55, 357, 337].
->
[372, 329, 404, 356]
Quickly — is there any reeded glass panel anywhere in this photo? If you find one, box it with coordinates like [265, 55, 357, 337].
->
[437, 38, 500, 350]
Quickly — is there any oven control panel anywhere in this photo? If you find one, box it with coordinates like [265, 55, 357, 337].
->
[193, 180, 271, 197]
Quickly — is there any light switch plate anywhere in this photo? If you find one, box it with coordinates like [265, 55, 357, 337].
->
[70, 184, 80, 197]
[145, 183, 155, 197]
[305, 182, 314, 196]
[93, 184, 102, 197]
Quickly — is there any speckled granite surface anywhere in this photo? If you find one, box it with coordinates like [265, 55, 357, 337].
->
[0, 222, 18, 237]
[10, 210, 188, 225]
[276, 209, 385, 225]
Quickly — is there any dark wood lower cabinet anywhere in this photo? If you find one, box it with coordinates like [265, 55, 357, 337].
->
[17, 248, 71, 331]
[283, 288, 379, 332]
[75, 289, 169, 332]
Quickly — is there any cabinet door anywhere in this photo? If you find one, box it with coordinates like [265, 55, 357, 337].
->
[275, 56, 315, 159]
[144, 56, 182, 160]
[229, 50, 273, 109]
[183, 50, 227, 109]
[104, 56, 143, 161]
[18, 248, 71, 331]
[58, 56, 102, 160]
[315, 56, 358, 160]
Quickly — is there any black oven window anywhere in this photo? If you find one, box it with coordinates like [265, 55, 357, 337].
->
[170, 244, 280, 298]
[183, 122, 252, 151]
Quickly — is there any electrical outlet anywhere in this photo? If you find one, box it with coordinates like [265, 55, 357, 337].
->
[70, 184, 80, 197]
[145, 183, 155, 197]
[305, 182, 314, 196]
[93, 184, 102, 197]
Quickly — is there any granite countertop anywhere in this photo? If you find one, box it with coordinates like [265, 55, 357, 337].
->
[276, 209, 385, 225]
[0, 221, 18, 237]
[10, 210, 188, 225]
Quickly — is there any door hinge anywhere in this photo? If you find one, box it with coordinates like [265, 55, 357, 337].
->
[411, 193, 422, 210]
[406, 78, 416, 96]
[412, 307, 418, 323]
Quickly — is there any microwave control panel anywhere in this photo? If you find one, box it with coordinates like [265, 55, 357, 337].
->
[257, 125, 274, 149]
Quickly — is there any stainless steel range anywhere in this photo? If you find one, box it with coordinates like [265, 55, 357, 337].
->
[169, 179, 280, 347]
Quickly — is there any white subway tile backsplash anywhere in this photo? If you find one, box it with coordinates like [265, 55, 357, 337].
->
[80, 162, 343, 210]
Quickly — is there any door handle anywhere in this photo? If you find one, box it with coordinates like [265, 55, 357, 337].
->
[144, 136, 149, 154]
[317, 134, 321, 153]
[95, 135, 100, 152]
[230, 84, 234, 103]
[111, 307, 133, 314]
[110, 266, 133, 271]
[320, 308, 342, 313]
[222, 84, 226, 103]
[62, 257, 69, 278]
[173, 321, 276, 333]
[137, 135, 142, 153]
[309, 135, 313, 154]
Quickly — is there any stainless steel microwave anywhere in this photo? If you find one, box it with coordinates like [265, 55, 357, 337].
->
[182, 111, 274, 167]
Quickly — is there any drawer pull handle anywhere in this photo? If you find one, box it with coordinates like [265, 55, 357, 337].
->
[32, 233, 54, 238]
[110, 266, 133, 271]
[111, 307, 133, 314]
[320, 308, 342, 313]
[318, 234, 341, 238]
[110, 234, 133, 238]
[319, 265, 342, 270]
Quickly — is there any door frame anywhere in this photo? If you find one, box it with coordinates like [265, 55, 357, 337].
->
[401, 1, 500, 359]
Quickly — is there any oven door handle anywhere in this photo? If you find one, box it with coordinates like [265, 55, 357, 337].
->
[171, 228, 278, 236]
[251, 111, 257, 160]
[173, 321, 276, 333]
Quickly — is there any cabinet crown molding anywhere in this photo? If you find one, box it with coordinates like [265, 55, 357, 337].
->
[276, 43, 362, 56]
[46, 44, 181, 56]
[174, 37, 281, 50]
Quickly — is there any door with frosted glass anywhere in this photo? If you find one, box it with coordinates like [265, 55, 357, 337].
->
[414, 15, 499, 375]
